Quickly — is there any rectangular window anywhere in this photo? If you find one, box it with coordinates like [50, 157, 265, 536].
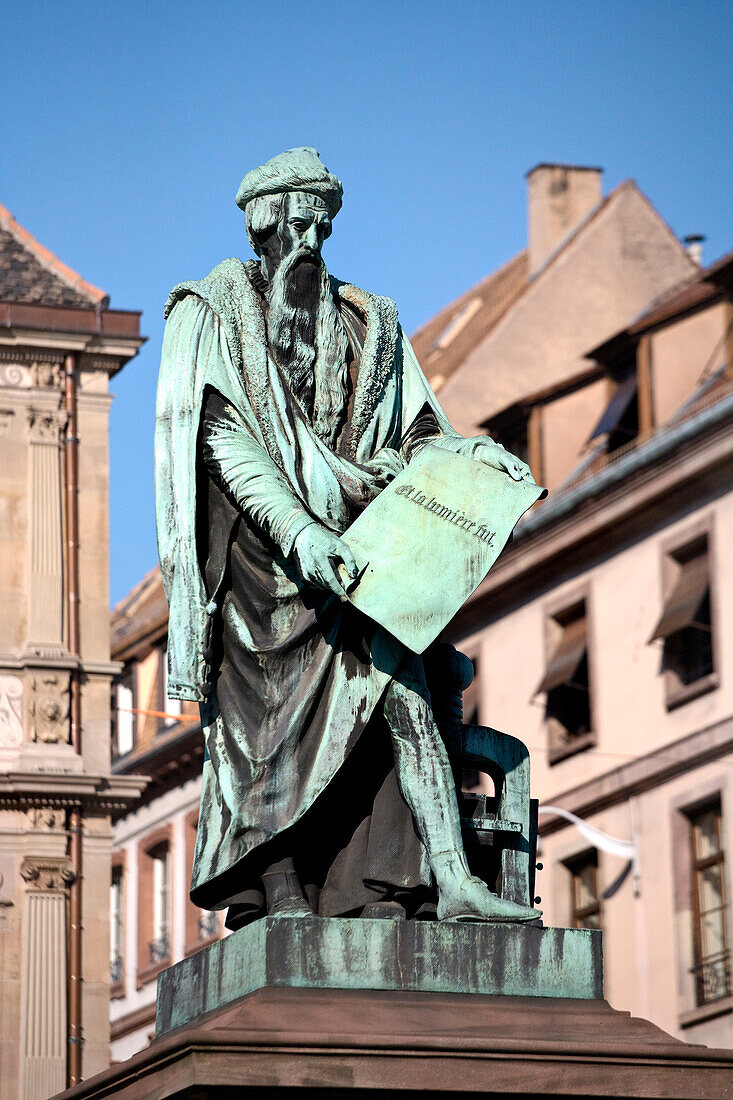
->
[568, 850, 602, 930]
[110, 865, 124, 986]
[690, 801, 731, 1006]
[650, 535, 716, 708]
[537, 600, 594, 763]
[150, 844, 170, 964]
[112, 669, 136, 757]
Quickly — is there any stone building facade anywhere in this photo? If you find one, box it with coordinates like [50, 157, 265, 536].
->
[0, 203, 145, 1097]
[107, 165, 732, 1057]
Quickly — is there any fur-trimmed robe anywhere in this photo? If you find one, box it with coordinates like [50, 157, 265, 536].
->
[155, 259, 466, 913]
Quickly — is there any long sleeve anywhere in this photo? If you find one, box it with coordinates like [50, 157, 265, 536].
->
[203, 389, 315, 556]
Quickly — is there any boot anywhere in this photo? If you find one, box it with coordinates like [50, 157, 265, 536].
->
[431, 851, 540, 923]
[262, 857, 314, 918]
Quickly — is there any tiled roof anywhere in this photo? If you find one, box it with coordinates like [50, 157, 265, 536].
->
[0, 201, 108, 309]
[410, 251, 529, 389]
[111, 565, 168, 659]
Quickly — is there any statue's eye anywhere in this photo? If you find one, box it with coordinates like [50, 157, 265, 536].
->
[291, 220, 308, 231]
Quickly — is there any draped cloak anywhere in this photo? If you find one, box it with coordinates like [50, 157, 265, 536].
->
[155, 258, 468, 913]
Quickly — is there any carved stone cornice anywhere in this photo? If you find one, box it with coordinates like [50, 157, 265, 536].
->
[20, 856, 76, 892]
[0, 772, 149, 813]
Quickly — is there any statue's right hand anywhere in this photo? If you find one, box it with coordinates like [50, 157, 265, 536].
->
[292, 524, 359, 603]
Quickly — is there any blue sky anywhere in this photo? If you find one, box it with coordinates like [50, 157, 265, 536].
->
[3, 0, 732, 604]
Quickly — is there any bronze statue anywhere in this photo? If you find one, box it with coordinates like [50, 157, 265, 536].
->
[155, 147, 540, 926]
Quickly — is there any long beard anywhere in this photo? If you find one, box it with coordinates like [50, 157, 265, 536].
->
[266, 251, 350, 447]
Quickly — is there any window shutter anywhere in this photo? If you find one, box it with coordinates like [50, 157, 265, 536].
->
[537, 615, 587, 694]
[650, 553, 709, 642]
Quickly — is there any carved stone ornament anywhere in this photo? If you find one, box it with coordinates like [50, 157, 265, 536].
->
[31, 360, 64, 389]
[20, 856, 76, 892]
[0, 362, 32, 388]
[28, 673, 69, 744]
[0, 675, 23, 748]
[27, 407, 66, 445]
[27, 807, 66, 831]
[0, 409, 15, 435]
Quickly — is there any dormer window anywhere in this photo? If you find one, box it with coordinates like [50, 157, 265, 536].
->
[587, 368, 638, 455]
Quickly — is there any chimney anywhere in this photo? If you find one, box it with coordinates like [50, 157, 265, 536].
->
[527, 164, 603, 275]
[683, 234, 705, 267]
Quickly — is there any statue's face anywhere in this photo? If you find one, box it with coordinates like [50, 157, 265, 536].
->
[275, 192, 332, 268]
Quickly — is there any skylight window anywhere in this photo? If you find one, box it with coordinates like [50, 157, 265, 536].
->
[432, 297, 482, 351]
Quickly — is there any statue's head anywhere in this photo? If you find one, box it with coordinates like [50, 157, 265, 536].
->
[236, 149, 348, 445]
[236, 147, 342, 275]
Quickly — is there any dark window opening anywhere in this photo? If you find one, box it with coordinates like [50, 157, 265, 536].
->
[567, 850, 602, 931]
[547, 652, 592, 743]
[650, 536, 716, 707]
[689, 801, 730, 1006]
[537, 601, 594, 762]
[607, 385, 639, 453]
[587, 369, 638, 455]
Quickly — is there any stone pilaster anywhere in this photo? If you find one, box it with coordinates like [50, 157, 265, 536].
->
[26, 406, 67, 657]
[18, 853, 76, 1100]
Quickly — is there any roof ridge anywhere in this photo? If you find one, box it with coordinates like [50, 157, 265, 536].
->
[0, 201, 109, 307]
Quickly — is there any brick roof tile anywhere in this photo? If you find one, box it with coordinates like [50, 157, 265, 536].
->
[0, 202, 108, 309]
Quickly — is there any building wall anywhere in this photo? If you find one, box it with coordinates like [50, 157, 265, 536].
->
[439, 184, 695, 437]
[539, 376, 609, 490]
[454, 441, 733, 1044]
[0, 328, 142, 1097]
[651, 301, 729, 425]
[109, 774, 221, 1063]
[464, 484, 732, 796]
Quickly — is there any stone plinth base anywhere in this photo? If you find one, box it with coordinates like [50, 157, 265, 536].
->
[56, 985, 733, 1098]
[156, 917, 602, 1035]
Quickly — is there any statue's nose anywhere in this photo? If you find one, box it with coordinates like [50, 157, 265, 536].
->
[303, 224, 320, 251]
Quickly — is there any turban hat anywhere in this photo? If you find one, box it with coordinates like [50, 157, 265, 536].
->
[235, 147, 343, 219]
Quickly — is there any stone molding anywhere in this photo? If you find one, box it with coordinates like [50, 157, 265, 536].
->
[0, 772, 149, 813]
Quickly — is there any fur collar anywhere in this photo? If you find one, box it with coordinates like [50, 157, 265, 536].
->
[165, 258, 400, 464]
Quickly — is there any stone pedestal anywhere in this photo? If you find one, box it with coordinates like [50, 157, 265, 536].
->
[157, 917, 602, 1034]
[54, 919, 733, 1099]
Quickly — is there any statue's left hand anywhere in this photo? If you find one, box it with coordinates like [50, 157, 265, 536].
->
[473, 439, 534, 483]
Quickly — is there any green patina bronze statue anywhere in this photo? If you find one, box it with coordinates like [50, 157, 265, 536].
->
[155, 147, 542, 928]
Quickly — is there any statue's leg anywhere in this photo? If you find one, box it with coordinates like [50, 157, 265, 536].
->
[383, 655, 539, 924]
